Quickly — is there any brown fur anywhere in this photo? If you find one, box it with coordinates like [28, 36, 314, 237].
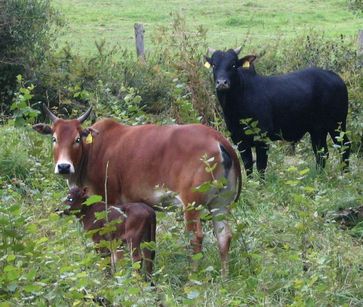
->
[34, 113, 242, 276]
[63, 186, 156, 277]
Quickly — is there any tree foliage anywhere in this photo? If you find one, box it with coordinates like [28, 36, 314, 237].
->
[0, 0, 62, 113]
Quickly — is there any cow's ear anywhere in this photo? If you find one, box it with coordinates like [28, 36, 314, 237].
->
[204, 56, 212, 68]
[32, 123, 53, 135]
[81, 127, 99, 144]
[238, 55, 256, 69]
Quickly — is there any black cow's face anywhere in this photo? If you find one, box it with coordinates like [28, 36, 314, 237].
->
[205, 48, 256, 92]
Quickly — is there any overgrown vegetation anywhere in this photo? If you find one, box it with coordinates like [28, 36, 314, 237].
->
[0, 0, 362, 305]
[0, 0, 62, 113]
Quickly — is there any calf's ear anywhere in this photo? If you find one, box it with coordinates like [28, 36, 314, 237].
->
[82, 187, 88, 197]
[238, 55, 257, 69]
[32, 123, 53, 135]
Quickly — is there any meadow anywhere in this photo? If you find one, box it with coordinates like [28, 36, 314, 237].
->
[52, 0, 362, 54]
[0, 0, 362, 306]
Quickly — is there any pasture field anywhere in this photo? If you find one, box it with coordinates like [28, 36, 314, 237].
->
[1, 0, 363, 305]
[52, 0, 362, 54]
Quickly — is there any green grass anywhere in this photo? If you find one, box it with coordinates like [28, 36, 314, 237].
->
[1, 124, 363, 305]
[52, 0, 362, 54]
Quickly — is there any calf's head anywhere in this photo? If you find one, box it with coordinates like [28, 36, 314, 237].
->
[32, 105, 93, 176]
[63, 186, 89, 214]
[205, 47, 256, 91]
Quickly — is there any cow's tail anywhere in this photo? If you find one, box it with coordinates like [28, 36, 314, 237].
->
[219, 141, 242, 203]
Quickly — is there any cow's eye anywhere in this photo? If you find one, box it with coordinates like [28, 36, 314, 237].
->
[67, 197, 73, 202]
[75, 137, 81, 144]
[52, 136, 57, 143]
[232, 64, 236, 68]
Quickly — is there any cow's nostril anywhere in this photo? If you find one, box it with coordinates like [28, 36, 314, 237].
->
[216, 79, 230, 90]
[58, 163, 71, 174]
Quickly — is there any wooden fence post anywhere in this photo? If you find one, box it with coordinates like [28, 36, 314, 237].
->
[134, 23, 145, 62]
[358, 30, 363, 53]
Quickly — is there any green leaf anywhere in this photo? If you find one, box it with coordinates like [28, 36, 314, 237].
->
[193, 181, 212, 193]
[191, 253, 203, 261]
[83, 195, 103, 206]
[132, 261, 141, 270]
[94, 211, 107, 221]
[6, 255, 16, 262]
[24, 284, 42, 293]
[299, 168, 310, 175]
[127, 287, 140, 295]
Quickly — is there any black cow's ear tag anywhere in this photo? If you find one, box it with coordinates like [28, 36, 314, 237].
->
[242, 61, 250, 69]
[204, 62, 211, 69]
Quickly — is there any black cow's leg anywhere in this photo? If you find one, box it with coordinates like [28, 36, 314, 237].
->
[256, 142, 269, 177]
[329, 128, 351, 170]
[238, 142, 253, 176]
[310, 131, 328, 169]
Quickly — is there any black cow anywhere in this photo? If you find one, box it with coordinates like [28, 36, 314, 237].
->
[205, 47, 350, 176]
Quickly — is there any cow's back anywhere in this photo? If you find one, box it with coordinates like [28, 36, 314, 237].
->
[83, 120, 240, 206]
[239, 67, 348, 141]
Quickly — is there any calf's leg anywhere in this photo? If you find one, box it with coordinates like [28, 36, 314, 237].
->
[141, 223, 156, 280]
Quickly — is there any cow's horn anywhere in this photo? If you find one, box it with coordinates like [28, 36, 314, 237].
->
[234, 47, 242, 55]
[208, 47, 216, 56]
[77, 106, 92, 124]
[42, 104, 59, 123]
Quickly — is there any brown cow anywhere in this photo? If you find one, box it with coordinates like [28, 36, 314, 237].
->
[63, 186, 156, 278]
[33, 105, 241, 276]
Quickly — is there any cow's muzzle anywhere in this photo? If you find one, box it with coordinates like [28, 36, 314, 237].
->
[216, 79, 230, 91]
[57, 163, 71, 174]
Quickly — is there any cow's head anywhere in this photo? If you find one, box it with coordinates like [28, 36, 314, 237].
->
[32, 105, 93, 176]
[205, 47, 256, 91]
[63, 186, 89, 214]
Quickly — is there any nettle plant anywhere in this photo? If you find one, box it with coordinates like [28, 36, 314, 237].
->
[10, 75, 40, 127]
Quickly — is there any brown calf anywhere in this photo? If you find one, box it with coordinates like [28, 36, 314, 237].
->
[63, 186, 156, 277]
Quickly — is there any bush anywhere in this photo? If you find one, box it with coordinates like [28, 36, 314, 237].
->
[0, 0, 62, 113]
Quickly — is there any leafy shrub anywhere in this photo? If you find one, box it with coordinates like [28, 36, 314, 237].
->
[0, 0, 62, 113]
[0, 127, 29, 181]
[151, 14, 218, 124]
[347, 0, 363, 14]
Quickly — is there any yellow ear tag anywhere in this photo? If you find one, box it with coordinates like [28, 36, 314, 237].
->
[204, 62, 211, 69]
[242, 61, 250, 69]
[85, 133, 93, 144]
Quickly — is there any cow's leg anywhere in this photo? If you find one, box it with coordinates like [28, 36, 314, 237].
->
[184, 204, 203, 270]
[310, 131, 328, 169]
[208, 201, 231, 278]
[255, 142, 269, 177]
[329, 127, 351, 170]
[237, 142, 253, 176]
